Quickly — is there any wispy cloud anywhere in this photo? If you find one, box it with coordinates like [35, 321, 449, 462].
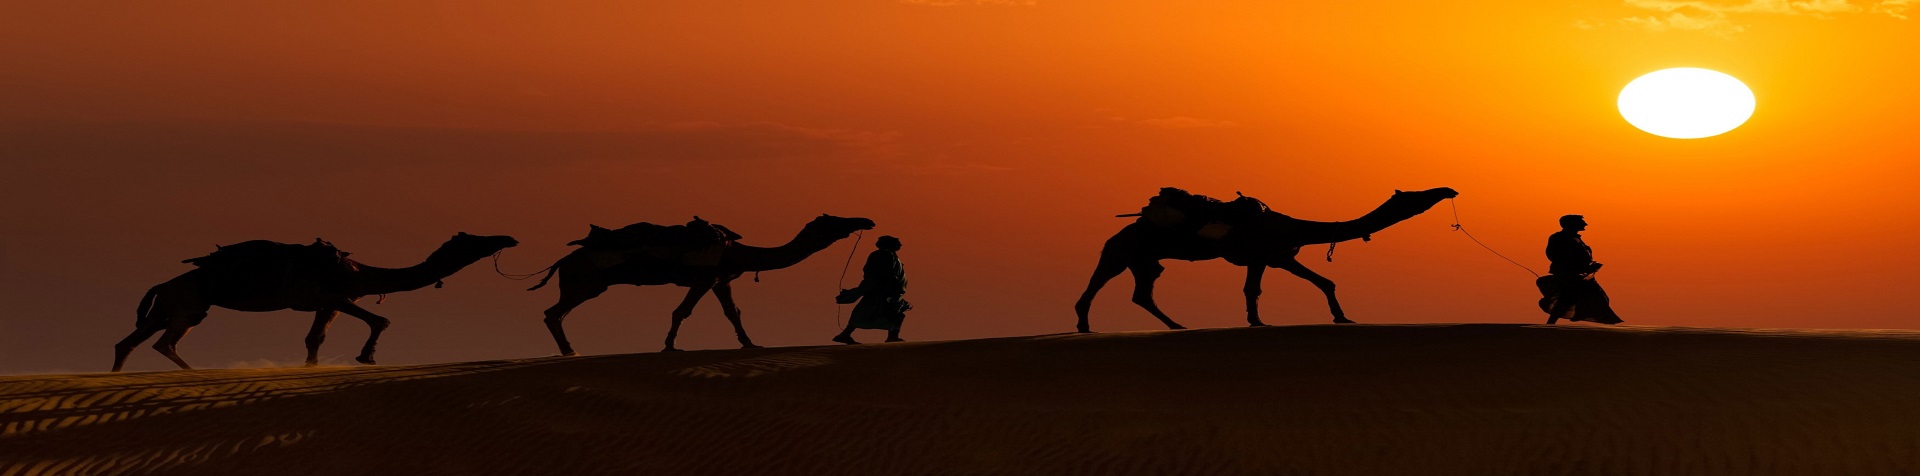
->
[1133, 116, 1241, 129]
[899, 0, 1036, 6]
[1590, 0, 1909, 34]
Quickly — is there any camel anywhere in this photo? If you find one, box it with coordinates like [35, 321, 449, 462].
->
[1074, 187, 1459, 332]
[112, 232, 520, 372]
[528, 214, 876, 354]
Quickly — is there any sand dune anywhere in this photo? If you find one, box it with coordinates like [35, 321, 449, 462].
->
[5, 324, 1920, 475]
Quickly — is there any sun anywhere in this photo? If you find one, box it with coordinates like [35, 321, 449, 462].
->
[1617, 68, 1756, 139]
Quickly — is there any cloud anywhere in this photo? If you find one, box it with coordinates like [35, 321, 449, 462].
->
[1593, 0, 1909, 34]
[1131, 116, 1241, 129]
[899, 0, 1037, 5]
[1, 120, 899, 173]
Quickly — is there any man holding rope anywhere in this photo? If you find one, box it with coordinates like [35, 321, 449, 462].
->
[832, 235, 911, 344]
[1539, 215, 1623, 325]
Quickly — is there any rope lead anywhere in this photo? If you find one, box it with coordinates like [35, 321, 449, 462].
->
[1447, 198, 1541, 278]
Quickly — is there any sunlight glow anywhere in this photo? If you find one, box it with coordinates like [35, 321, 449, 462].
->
[1617, 68, 1756, 139]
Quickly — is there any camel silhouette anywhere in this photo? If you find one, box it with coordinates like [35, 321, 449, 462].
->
[1074, 187, 1459, 332]
[112, 232, 520, 372]
[528, 214, 875, 354]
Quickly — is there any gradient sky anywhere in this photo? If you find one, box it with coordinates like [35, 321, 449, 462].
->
[4, 0, 1917, 374]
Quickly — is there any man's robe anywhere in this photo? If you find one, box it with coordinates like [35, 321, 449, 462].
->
[845, 250, 909, 331]
[1540, 231, 1622, 324]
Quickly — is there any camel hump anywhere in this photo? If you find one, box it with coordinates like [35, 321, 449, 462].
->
[1136, 187, 1270, 230]
[568, 219, 742, 250]
[183, 239, 353, 272]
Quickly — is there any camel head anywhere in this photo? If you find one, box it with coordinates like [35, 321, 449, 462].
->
[1389, 187, 1460, 213]
[431, 232, 521, 265]
[805, 214, 877, 240]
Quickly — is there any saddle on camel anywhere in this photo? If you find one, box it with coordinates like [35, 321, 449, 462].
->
[565, 216, 742, 269]
[179, 239, 359, 304]
[1120, 187, 1271, 240]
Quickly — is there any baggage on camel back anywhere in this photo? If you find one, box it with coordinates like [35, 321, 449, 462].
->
[181, 239, 359, 297]
[565, 216, 742, 269]
[1131, 187, 1271, 240]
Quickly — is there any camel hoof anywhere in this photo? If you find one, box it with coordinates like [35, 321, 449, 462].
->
[740, 344, 763, 349]
[559, 351, 579, 357]
[355, 356, 377, 365]
[304, 361, 319, 367]
[1168, 325, 1188, 330]
[831, 336, 859, 345]
[661, 348, 684, 353]
[1332, 317, 1355, 324]
[1076, 327, 1094, 334]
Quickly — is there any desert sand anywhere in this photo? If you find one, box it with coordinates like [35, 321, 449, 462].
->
[5, 324, 1920, 475]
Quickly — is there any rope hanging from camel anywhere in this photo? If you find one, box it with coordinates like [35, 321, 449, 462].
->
[491, 251, 548, 280]
[834, 230, 865, 328]
[1447, 198, 1541, 278]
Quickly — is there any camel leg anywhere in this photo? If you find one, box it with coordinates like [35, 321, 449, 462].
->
[1129, 261, 1185, 330]
[662, 281, 715, 352]
[1244, 265, 1267, 327]
[334, 301, 391, 365]
[1074, 256, 1129, 333]
[543, 285, 605, 357]
[150, 320, 198, 370]
[1275, 258, 1352, 324]
[112, 324, 166, 372]
[712, 280, 759, 349]
[303, 310, 339, 366]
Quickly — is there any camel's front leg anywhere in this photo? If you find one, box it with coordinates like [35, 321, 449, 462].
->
[712, 279, 759, 349]
[1274, 258, 1351, 324]
[304, 310, 338, 366]
[662, 281, 715, 352]
[334, 301, 392, 364]
[1129, 261, 1186, 330]
[1244, 265, 1267, 327]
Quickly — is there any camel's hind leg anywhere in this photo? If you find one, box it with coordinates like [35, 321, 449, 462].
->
[1244, 264, 1268, 327]
[151, 320, 199, 370]
[712, 279, 759, 349]
[1128, 261, 1186, 330]
[1275, 258, 1352, 324]
[112, 324, 165, 372]
[543, 283, 606, 357]
[333, 301, 391, 365]
[662, 281, 715, 352]
[117, 278, 208, 371]
[1074, 254, 1129, 333]
[303, 310, 339, 366]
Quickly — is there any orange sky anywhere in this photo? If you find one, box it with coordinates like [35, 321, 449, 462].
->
[4, 0, 1917, 373]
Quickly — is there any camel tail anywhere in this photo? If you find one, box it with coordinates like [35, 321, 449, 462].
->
[525, 261, 562, 291]
[134, 285, 162, 328]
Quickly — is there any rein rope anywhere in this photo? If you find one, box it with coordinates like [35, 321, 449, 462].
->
[492, 251, 548, 280]
[1447, 198, 1541, 278]
[834, 231, 865, 328]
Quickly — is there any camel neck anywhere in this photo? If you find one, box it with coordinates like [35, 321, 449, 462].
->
[1288, 195, 1442, 245]
[724, 226, 845, 272]
[350, 247, 474, 296]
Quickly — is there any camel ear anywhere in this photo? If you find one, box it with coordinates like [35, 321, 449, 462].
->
[1394, 189, 1403, 194]
[457, 232, 471, 237]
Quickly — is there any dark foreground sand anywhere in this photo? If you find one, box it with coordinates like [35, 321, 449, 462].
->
[5, 324, 1920, 475]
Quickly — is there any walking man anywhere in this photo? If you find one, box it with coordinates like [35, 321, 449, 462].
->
[1539, 215, 1622, 324]
[833, 236, 911, 344]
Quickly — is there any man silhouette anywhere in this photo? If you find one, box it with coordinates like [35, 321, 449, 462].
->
[832, 236, 910, 344]
[1540, 215, 1622, 325]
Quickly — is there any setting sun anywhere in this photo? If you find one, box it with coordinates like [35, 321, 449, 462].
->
[1617, 68, 1756, 139]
